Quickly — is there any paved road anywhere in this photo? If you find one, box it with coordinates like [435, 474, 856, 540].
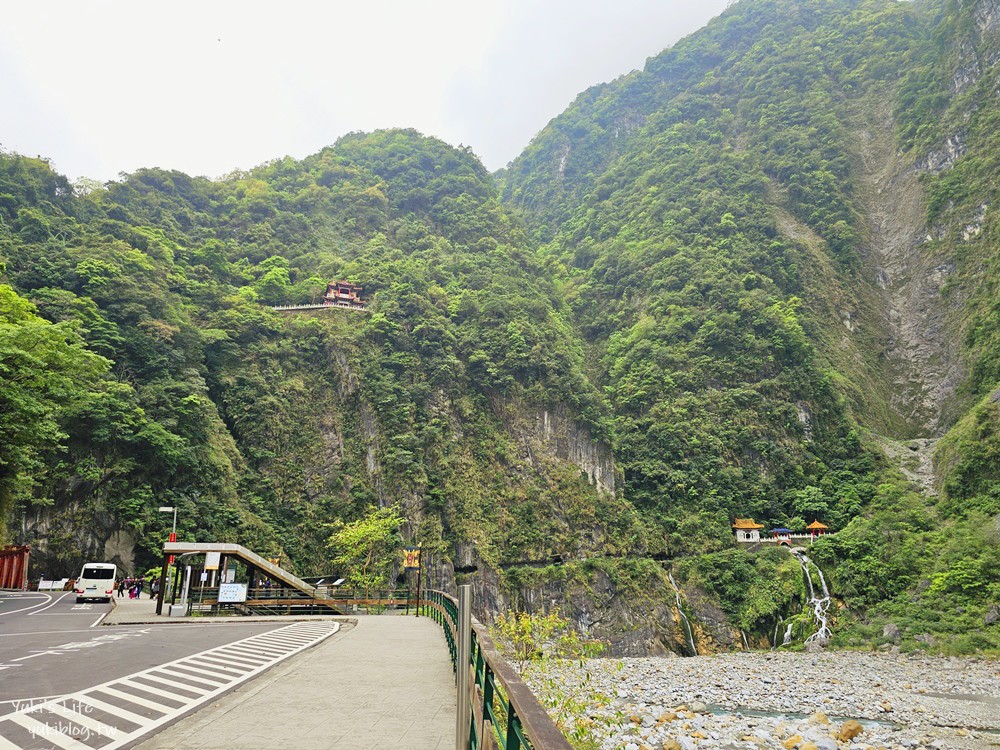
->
[0, 592, 341, 749]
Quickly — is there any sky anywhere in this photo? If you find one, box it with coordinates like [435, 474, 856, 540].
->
[0, 1, 730, 183]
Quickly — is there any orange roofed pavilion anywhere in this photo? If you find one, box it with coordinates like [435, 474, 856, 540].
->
[732, 518, 765, 543]
[806, 520, 829, 538]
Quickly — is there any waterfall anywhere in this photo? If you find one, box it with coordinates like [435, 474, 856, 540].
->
[791, 549, 832, 644]
[782, 621, 794, 646]
[667, 572, 698, 656]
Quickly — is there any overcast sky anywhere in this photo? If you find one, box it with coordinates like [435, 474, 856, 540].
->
[0, 1, 730, 183]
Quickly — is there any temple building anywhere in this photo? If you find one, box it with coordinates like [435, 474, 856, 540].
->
[323, 281, 366, 310]
[733, 519, 833, 547]
[732, 518, 765, 543]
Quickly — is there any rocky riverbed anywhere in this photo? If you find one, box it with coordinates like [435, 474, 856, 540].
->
[527, 651, 999, 750]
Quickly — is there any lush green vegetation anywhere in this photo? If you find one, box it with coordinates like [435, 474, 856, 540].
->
[0, 134, 638, 585]
[1, 0, 997, 654]
[501, 0, 999, 651]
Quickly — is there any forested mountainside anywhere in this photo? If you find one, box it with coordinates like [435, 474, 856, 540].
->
[1, 0, 997, 654]
[0, 131, 647, 601]
[501, 0, 999, 651]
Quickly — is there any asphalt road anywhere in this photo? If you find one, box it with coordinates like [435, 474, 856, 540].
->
[0, 591, 289, 719]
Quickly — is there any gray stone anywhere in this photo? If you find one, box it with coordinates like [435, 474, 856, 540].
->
[984, 604, 999, 625]
[883, 622, 901, 641]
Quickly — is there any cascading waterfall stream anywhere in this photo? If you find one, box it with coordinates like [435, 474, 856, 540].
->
[782, 621, 794, 646]
[667, 572, 698, 656]
[791, 548, 832, 644]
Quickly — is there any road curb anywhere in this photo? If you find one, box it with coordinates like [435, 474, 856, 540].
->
[103, 615, 357, 627]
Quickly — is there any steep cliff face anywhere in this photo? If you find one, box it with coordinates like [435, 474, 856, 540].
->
[505, 401, 617, 496]
[851, 95, 963, 437]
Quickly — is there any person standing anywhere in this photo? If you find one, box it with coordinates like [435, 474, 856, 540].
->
[117, 578, 126, 598]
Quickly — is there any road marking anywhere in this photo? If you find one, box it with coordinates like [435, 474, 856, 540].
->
[0, 621, 340, 749]
[147, 670, 217, 691]
[7, 713, 82, 750]
[0, 594, 52, 617]
[26, 592, 71, 615]
[0, 696, 62, 707]
[98, 685, 173, 713]
[73, 694, 148, 727]
[44, 700, 113, 736]
[90, 611, 109, 628]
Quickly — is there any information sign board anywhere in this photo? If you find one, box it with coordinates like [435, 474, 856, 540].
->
[204, 551, 221, 570]
[218, 583, 248, 603]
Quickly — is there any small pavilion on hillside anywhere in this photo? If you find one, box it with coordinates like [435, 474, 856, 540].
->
[732, 518, 765, 543]
[806, 520, 830, 538]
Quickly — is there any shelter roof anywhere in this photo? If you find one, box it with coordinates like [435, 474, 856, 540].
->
[806, 520, 829, 530]
[732, 518, 764, 530]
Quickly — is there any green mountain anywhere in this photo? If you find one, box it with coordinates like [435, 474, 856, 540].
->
[501, 0, 999, 651]
[1, 0, 997, 654]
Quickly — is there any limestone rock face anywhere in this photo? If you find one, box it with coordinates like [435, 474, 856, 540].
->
[531, 406, 616, 495]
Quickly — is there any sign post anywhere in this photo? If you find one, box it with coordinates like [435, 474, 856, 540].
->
[404, 546, 422, 616]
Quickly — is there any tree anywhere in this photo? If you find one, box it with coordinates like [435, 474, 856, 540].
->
[326, 505, 404, 601]
[0, 285, 110, 540]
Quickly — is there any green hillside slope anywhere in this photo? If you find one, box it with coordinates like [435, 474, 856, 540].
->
[502, 0, 999, 652]
[0, 136, 647, 622]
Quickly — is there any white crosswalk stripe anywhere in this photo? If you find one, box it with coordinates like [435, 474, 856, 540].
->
[0, 620, 340, 749]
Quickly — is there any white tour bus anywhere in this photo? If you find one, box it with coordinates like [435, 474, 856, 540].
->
[75, 562, 117, 603]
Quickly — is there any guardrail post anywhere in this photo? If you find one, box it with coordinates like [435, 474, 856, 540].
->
[455, 584, 472, 750]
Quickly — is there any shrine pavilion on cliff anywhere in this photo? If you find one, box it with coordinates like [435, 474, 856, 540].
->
[732, 518, 765, 543]
[732, 518, 831, 546]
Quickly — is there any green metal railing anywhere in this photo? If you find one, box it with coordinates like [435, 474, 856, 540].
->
[422, 590, 571, 750]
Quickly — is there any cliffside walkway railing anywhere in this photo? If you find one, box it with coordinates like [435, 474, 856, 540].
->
[268, 303, 370, 312]
[423, 587, 572, 750]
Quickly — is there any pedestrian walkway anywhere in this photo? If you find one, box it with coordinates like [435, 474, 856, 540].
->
[132, 616, 456, 749]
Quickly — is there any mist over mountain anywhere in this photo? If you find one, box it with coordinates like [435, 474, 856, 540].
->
[1, 0, 997, 654]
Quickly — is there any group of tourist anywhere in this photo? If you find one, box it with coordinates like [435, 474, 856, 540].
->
[116, 577, 159, 599]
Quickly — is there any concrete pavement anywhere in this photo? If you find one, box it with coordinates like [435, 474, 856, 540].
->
[130, 615, 457, 749]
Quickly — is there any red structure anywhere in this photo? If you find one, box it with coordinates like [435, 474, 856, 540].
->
[0, 545, 30, 589]
[323, 281, 366, 310]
